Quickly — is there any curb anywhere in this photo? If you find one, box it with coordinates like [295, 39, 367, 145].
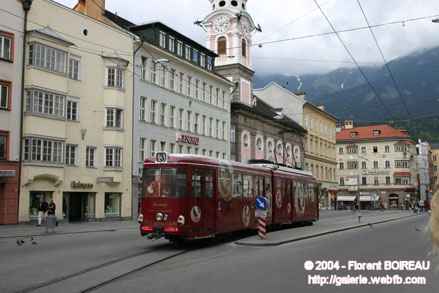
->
[235, 214, 420, 247]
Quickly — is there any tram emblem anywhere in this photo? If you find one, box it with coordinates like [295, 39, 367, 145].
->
[275, 191, 282, 209]
[242, 205, 251, 227]
[190, 206, 202, 223]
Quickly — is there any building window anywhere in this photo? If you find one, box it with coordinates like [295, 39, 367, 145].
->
[194, 113, 199, 134]
[0, 132, 8, 160]
[65, 144, 77, 166]
[385, 160, 391, 169]
[26, 89, 65, 118]
[170, 143, 175, 153]
[139, 137, 146, 162]
[105, 108, 123, 128]
[346, 145, 358, 154]
[195, 79, 199, 99]
[150, 140, 156, 157]
[159, 31, 167, 48]
[241, 39, 247, 57]
[185, 45, 191, 61]
[192, 49, 199, 63]
[395, 176, 410, 185]
[29, 43, 67, 74]
[0, 81, 11, 110]
[168, 36, 175, 52]
[0, 33, 13, 61]
[160, 103, 166, 126]
[207, 56, 213, 71]
[340, 177, 345, 186]
[395, 160, 409, 168]
[361, 146, 366, 153]
[339, 147, 344, 154]
[187, 76, 192, 97]
[177, 41, 183, 56]
[216, 119, 220, 138]
[230, 125, 236, 143]
[140, 97, 147, 121]
[362, 177, 367, 185]
[66, 99, 79, 121]
[216, 88, 220, 105]
[373, 146, 378, 153]
[106, 67, 124, 89]
[200, 53, 206, 67]
[187, 111, 192, 132]
[170, 69, 176, 90]
[86, 146, 96, 168]
[141, 56, 148, 81]
[159, 64, 166, 87]
[202, 115, 206, 135]
[105, 193, 121, 217]
[169, 106, 175, 128]
[347, 161, 358, 169]
[385, 145, 390, 153]
[217, 37, 227, 55]
[373, 130, 381, 136]
[68, 55, 81, 80]
[209, 85, 213, 103]
[339, 162, 344, 170]
[150, 61, 157, 83]
[374, 177, 379, 186]
[222, 121, 226, 140]
[160, 141, 166, 152]
[202, 82, 207, 101]
[386, 176, 391, 185]
[179, 72, 184, 94]
[373, 161, 379, 169]
[178, 109, 184, 130]
[24, 137, 63, 164]
[105, 147, 122, 168]
[209, 118, 213, 137]
[395, 144, 407, 152]
[150, 100, 157, 124]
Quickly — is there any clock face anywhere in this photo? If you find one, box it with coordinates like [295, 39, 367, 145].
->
[213, 16, 230, 34]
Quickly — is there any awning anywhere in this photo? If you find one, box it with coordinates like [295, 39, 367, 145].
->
[394, 172, 411, 177]
[337, 196, 356, 201]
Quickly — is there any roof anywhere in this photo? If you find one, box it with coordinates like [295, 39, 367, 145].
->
[104, 10, 136, 29]
[304, 102, 338, 121]
[336, 124, 411, 142]
[431, 143, 439, 150]
[232, 96, 307, 135]
[29, 26, 75, 46]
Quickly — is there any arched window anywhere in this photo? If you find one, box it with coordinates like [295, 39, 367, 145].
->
[217, 37, 227, 56]
[243, 133, 249, 147]
[241, 39, 247, 57]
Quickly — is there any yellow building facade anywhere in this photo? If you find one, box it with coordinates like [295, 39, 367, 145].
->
[303, 103, 337, 208]
[20, 0, 134, 222]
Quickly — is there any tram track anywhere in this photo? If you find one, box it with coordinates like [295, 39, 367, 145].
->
[18, 244, 188, 293]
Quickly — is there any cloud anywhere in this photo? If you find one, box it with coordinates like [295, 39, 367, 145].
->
[57, 0, 439, 75]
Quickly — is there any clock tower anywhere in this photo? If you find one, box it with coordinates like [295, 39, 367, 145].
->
[202, 0, 258, 105]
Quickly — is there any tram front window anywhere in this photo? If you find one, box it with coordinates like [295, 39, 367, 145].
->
[143, 168, 187, 198]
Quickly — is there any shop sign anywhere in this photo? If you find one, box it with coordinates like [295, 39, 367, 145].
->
[71, 181, 94, 189]
[176, 133, 200, 146]
[0, 170, 16, 177]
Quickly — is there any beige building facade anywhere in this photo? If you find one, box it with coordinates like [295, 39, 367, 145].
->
[19, 0, 134, 222]
[303, 103, 337, 208]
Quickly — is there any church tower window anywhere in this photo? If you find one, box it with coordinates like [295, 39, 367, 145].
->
[217, 37, 227, 56]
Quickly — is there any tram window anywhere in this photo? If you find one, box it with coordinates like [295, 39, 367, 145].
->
[219, 168, 232, 201]
[264, 177, 272, 197]
[286, 180, 291, 197]
[243, 175, 252, 198]
[192, 171, 203, 198]
[206, 172, 214, 198]
[233, 173, 243, 198]
[144, 168, 186, 198]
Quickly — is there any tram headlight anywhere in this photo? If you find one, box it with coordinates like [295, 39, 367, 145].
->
[137, 213, 144, 224]
[163, 213, 169, 221]
[177, 215, 185, 225]
[155, 212, 164, 222]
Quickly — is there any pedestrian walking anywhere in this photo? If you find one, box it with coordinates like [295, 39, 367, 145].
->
[37, 200, 49, 226]
[48, 200, 56, 216]
[46, 200, 57, 233]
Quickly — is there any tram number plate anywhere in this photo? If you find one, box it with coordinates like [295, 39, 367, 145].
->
[156, 152, 168, 163]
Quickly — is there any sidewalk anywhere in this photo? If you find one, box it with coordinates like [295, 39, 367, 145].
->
[0, 220, 138, 239]
[236, 210, 419, 247]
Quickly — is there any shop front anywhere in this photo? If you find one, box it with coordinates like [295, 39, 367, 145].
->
[63, 192, 96, 222]
[0, 166, 19, 224]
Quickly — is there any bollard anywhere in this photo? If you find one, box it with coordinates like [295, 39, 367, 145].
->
[257, 217, 267, 240]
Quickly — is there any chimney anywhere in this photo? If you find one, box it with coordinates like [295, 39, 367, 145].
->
[73, 0, 106, 22]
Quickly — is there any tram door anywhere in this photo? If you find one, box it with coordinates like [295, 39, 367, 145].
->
[190, 168, 216, 236]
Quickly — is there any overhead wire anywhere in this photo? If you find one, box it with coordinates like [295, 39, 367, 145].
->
[356, 0, 411, 117]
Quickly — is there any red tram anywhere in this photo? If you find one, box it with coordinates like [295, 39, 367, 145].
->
[138, 153, 319, 242]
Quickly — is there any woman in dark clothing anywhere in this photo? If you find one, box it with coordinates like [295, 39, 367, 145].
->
[48, 200, 56, 215]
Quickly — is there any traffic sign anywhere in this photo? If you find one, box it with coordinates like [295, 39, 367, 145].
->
[256, 196, 268, 210]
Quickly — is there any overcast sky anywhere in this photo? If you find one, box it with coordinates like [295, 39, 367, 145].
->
[57, 0, 439, 75]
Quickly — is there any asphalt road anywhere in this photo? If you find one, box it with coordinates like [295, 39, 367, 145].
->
[0, 212, 435, 293]
[91, 215, 437, 293]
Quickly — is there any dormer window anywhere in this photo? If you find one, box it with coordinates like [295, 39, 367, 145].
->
[373, 129, 381, 136]
[219, 1, 226, 7]
[159, 31, 166, 49]
[350, 131, 358, 138]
